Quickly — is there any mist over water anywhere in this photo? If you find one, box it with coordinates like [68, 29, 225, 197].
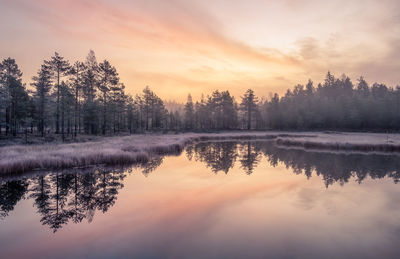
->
[1, 141, 399, 258]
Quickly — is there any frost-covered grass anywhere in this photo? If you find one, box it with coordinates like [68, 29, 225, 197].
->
[276, 132, 400, 152]
[0, 132, 291, 175]
[2, 131, 400, 175]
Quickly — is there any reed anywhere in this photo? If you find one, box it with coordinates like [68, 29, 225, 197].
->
[2, 131, 400, 176]
[0, 132, 282, 175]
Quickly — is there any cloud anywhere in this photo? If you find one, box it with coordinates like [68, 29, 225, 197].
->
[8, 0, 298, 67]
[2, 0, 400, 100]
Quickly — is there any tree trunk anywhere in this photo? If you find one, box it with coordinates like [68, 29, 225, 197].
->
[247, 105, 251, 130]
[39, 98, 44, 137]
[61, 96, 65, 142]
[12, 101, 16, 136]
[74, 89, 78, 138]
[5, 106, 9, 136]
[102, 92, 107, 135]
[56, 70, 60, 134]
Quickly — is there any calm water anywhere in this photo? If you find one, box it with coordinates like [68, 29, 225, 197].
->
[1, 141, 399, 259]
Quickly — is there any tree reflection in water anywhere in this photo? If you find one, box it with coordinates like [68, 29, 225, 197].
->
[0, 157, 168, 232]
[239, 142, 262, 175]
[140, 157, 164, 177]
[191, 141, 400, 186]
[0, 179, 29, 219]
[1, 141, 399, 232]
[25, 168, 126, 232]
[260, 143, 400, 187]
[188, 142, 238, 174]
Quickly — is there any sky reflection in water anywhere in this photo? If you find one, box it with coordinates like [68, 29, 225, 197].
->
[0, 141, 399, 258]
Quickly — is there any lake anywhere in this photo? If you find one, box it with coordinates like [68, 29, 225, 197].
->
[1, 141, 399, 258]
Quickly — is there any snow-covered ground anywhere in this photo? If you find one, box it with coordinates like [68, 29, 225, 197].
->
[1, 131, 400, 175]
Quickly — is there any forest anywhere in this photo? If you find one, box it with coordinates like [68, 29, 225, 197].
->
[1, 50, 400, 142]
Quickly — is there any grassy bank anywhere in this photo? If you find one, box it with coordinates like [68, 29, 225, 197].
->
[275, 132, 400, 152]
[2, 131, 400, 175]
[0, 132, 293, 175]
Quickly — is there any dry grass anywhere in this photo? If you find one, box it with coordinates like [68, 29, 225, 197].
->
[0, 132, 293, 175]
[275, 132, 400, 152]
[2, 131, 400, 176]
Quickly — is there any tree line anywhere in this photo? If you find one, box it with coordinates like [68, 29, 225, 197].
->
[1, 51, 400, 141]
[264, 72, 400, 130]
[0, 51, 171, 140]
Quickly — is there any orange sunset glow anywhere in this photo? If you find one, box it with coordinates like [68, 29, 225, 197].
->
[2, 2, 400, 258]
[1, 0, 400, 100]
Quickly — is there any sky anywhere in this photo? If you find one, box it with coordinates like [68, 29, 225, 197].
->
[1, 0, 400, 101]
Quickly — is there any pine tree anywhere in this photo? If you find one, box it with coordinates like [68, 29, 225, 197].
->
[98, 60, 119, 135]
[70, 61, 85, 137]
[240, 89, 258, 130]
[0, 58, 24, 136]
[82, 50, 99, 134]
[45, 52, 71, 134]
[184, 94, 195, 130]
[32, 64, 52, 137]
[220, 91, 238, 129]
[59, 81, 74, 141]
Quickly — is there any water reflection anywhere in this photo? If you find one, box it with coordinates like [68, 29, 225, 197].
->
[25, 168, 125, 232]
[0, 160, 162, 232]
[187, 142, 239, 174]
[187, 141, 262, 174]
[261, 143, 400, 187]
[0, 179, 29, 219]
[1, 141, 399, 232]
[190, 141, 400, 186]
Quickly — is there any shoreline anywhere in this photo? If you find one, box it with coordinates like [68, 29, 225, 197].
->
[2, 131, 400, 175]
